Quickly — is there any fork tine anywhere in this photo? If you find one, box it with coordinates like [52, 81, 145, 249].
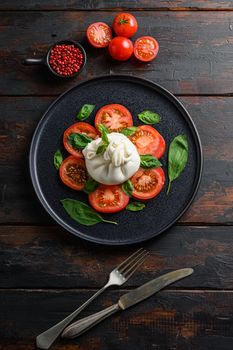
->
[118, 249, 147, 275]
[116, 248, 144, 271]
[123, 251, 149, 280]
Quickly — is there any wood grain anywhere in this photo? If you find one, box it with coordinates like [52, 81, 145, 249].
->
[1, 289, 233, 349]
[1, 96, 233, 224]
[1, 2, 233, 350]
[0, 11, 233, 95]
[1, 1, 233, 10]
[1, 225, 233, 289]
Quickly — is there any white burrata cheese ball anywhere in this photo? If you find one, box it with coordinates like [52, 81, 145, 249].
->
[83, 132, 140, 185]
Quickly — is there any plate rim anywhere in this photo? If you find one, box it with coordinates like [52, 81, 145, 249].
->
[29, 74, 203, 246]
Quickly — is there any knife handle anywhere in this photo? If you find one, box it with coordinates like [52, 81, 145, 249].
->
[62, 303, 120, 339]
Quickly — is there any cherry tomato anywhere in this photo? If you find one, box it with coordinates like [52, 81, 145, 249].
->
[86, 22, 112, 48]
[63, 122, 98, 158]
[109, 37, 133, 61]
[60, 156, 88, 191]
[131, 167, 165, 200]
[89, 185, 129, 213]
[95, 104, 133, 132]
[113, 13, 138, 38]
[134, 36, 159, 62]
[130, 125, 165, 159]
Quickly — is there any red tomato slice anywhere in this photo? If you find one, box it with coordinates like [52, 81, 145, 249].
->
[89, 185, 129, 213]
[130, 125, 165, 159]
[95, 104, 133, 132]
[63, 122, 98, 158]
[59, 156, 88, 191]
[131, 167, 165, 200]
[86, 22, 112, 48]
[134, 36, 159, 62]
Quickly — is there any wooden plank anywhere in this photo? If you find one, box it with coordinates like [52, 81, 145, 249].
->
[0, 289, 233, 349]
[1, 0, 233, 10]
[0, 11, 233, 95]
[0, 97, 52, 224]
[180, 96, 233, 224]
[1, 96, 233, 224]
[1, 225, 233, 289]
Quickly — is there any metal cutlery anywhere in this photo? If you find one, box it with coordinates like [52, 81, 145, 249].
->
[36, 248, 149, 349]
[62, 268, 194, 339]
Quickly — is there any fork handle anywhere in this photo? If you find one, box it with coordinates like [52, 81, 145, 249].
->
[62, 303, 121, 339]
[36, 286, 106, 349]
[24, 58, 45, 65]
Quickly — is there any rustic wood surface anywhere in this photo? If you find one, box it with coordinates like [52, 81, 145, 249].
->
[1, 11, 233, 95]
[1, 1, 233, 349]
[1, 290, 233, 350]
[1, 1, 233, 10]
[1, 225, 233, 289]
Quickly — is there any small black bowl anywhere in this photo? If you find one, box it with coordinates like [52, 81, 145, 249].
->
[24, 40, 87, 79]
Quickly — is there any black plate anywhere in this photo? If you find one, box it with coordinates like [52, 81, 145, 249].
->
[30, 75, 203, 245]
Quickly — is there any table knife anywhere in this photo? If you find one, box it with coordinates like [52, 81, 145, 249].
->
[62, 268, 193, 339]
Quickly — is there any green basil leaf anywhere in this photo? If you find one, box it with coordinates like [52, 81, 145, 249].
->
[96, 125, 110, 155]
[61, 199, 117, 226]
[101, 128, 109, 144]
[68, 133, 92, 149]
[121, 126, 138, 137]
[167, 134, 188, 194]
[126, 202, 146, 212]
[122, 179, 133, 197]
[84, 178, 99, 194]
[77, 104, 95, 121]
[54, 149, 63, 170]
[96, 143, 108, 155]
[140, 154, 162, 168]
[98, 124, 109, 134]
[137, 110, 161, 124]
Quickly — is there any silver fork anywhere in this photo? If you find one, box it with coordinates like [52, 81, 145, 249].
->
[36, 248, 149, 350]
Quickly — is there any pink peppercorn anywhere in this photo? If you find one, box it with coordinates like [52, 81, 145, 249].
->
[49, 44, 84, 77]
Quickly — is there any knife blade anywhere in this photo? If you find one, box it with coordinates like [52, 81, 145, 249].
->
[62, 268, 193, 339]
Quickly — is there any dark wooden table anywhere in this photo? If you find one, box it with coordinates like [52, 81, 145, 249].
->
[1, 1, 233, 349]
